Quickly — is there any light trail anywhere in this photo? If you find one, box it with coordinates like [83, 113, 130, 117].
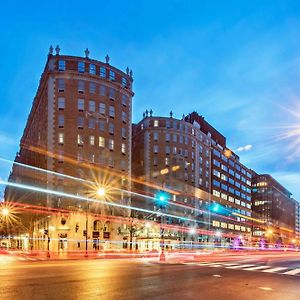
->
[0, 180, 210, 226]
[0, 157, 262, 227]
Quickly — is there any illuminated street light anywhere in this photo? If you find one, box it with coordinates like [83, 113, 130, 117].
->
[1, 207, 10, 216]
[97, 187, 106, 197]
[216, 231, 222, 237]
[189, 227, 196, 235]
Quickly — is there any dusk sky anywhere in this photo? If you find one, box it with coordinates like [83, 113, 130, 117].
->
[0, 0, 300, 200]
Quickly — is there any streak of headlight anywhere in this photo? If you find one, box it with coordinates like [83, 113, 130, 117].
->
[0, 158, 210, 219]
[232, 212, 265, 224]
[0, 180, 210, 226]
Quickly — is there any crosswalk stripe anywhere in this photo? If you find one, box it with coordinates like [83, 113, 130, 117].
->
[282, 268, 300, 276]
[226, 264, 255, 269]
[243, 266, 270, 271]
[262, 267, 287, 273]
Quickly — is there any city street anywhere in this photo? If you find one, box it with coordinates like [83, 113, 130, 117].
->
[0, 254, 299, 300]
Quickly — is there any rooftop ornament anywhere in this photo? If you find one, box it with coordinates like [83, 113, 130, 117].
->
[150, 109, 153, 117]
[126, 67, 129, 75]
[105, 54, 110, 64]
[55, 45, 60, 55]
[85, 48, 90, 58]
[145, 109, 149, 117]
[48, 45, 53, 55]
[170, 111, 173, 118]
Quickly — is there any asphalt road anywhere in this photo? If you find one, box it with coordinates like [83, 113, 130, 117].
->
[0, 256, 299, 300]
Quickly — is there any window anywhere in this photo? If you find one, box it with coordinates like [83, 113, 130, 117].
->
[213, 190, 220, 197]
[88, 117, 95, 129]
[99, 136, 105, 147]
[58, 97, 65, 109]
[213, 170, 220, 178]
[173, 121, 177, 129]
[173, 134, 177, 142]
[78, 80, 85, 93]
[109, 70, 115, 80]
[78, 62, 85, 73]
[100, 67, 106, 78]
[153, 145, 158, 153]
[173, 146, 177, 154]
[58, 115, 64, 127]
[154, 120, 159, 127]
[78, 99, 84, 111]
[109, 139, 114, 150]
[165, 157, 170, 166]
[109, 88, 115, 100]
[58, 133, 64, 144]
[100, 85, 106, 96]
[99, 103, 106, 114]
[122, 77, 127, 87]
[77, 134, 84, 145]
[58, 60, 65, 71]
[121, 143, 126, 154]
[122, 128, 126, 139]
[58, 79, 65, 92]
[121, 160, 126, 170]
[77, 116, 84, 128]
[89, 64, 96, 75]
[165, 133, 170, 142]
[89, 100, 95, 112]
[122, 94, 127, 106]
[89, 135, 95, 146]
[89, 82, 96, 94]
[99, 120, 105, 131]
[109, 123, 114, 134]
[213, 179, 220, 187]
[213, 159, 220, 167]
[166, 120, 171, 128]
[153, 132, 159, 141]
[109, 106, 115, 118]
[122, 111, 127, 123]
[165, 146, 170, 154]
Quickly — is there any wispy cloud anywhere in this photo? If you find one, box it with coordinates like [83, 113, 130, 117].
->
[236, 144, 253, 153]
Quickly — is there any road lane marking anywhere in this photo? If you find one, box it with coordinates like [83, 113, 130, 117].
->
[226, 264, 255, 269]
[262, 267, 287, 273]
[212, 274, 222, 277]
[282, 268, 300, 276]
[259, 287, 273, 291]
[243, 266, 270, 271]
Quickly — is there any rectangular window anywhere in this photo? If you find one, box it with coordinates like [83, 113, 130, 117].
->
[109, 106, 115, 118]
[165, 133, 170, 142]
[89, 135, 95, 146]
[58, 133, 64, 144]
[154, 120, 159, 127]
[77, 116, 84, 128]
[109, 139, 114, 150]
[78, 62, 85, 73]
[99, 120, 105, 131]
[58, 79, 65, 92]
[122, 127, 126, 139]
[77, 134, 84, 145]
[109, 123, 114, 134]
[58, 97, 65, 109]
[100, 67, 106, 78]
[173, 134, 177, 142]
[153, 132, 159, 141]
[78, 99, 84, 111]
[89, 64, 96, 75]
[99, 136, 105, 147]
[99, 103, 106, 114]
[89, 82, 96, 94]
[58, 115, 64, 127]
[58, 60, 66, 71]
[100, 85, 106, 96]
[88, 117, 95, 129]
[78, 80, 85, 93]
[89, 100, 95, 112]
[122, 94, 127, 106]
[122, 111, 127, 123]
[109, 70, 115, 80]
[153, 145, 158, 153]
[121, 143, 126, 154]
[165, 146, 170, 154]
[109, 88, 115, 100]
[122, 77, 127, 87]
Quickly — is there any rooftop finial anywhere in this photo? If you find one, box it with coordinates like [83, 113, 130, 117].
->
[49, 45, 53, 56]
[126, 67, 129, 75]
[105, 54, 110, 64]
[170, 111, 173, 118]
[145, 109, 149, 117]
[55, 45, 60, 55]
[150, 109, 153, 117]
[182, 114, 185, 120]
[85, 48, 90, 58]
[143, 112, 145, 118]
[129, 69, 133, 79]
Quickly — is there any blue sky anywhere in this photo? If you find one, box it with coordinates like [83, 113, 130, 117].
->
[0, 0, 300, 200]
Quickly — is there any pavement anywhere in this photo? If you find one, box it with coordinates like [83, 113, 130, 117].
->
[0, 252, 299, 300]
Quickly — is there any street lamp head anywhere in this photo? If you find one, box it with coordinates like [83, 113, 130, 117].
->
[189, 228, 196, 235]
[97, 187, 106, 197]
[1, 207, 10, 216]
